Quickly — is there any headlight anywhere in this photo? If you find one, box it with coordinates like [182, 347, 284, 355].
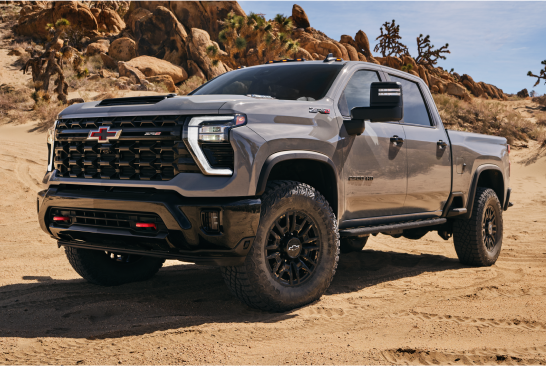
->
[47, 121, 58, 172]
[184, 115, 246, 176]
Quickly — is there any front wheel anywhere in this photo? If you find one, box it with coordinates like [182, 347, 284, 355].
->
[65, 247, 165, 286]
[221, 180, 340, 312]
[453, 187, 503, 266]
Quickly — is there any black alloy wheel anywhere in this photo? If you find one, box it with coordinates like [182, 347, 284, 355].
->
[265, 211, 321, 286]
[482, 206, 498, 251]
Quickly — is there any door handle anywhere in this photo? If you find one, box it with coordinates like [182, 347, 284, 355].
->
[390, 135, 404, 146]
[437, 140, 448, 149]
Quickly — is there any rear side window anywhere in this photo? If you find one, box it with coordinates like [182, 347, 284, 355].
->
[389, 75, 432, 126]
[338, 70, 380, 117]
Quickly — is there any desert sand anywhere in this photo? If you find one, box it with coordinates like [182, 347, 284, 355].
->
[0, 117, 545, 365]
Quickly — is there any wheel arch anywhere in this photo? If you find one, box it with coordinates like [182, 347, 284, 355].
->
[464, 164, 506, 219]
[255, 151, 340, 218]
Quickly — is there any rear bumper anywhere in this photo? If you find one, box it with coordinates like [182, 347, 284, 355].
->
[37, 186, 261, 266]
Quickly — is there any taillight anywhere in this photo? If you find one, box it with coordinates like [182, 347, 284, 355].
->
[53, 216, 70, 222]
[507, 144, 511, 154]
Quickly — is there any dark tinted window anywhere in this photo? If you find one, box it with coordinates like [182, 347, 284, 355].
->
[389, 75, 432, 126]
[338, 70, 380, 117]
[192, 64, 344, 101]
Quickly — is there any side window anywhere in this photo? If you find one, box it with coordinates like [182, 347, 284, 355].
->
[389, 75, 433, 126]
[338, 70, 380, 117]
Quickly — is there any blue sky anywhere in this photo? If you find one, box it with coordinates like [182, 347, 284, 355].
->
[239, 1, 546, 95]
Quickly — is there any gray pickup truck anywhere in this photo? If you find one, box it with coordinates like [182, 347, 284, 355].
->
[38, 55, 512, 311]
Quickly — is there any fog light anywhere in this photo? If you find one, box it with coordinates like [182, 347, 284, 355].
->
[201, 210, 220, 233]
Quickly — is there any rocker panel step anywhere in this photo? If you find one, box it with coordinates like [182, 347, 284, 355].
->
[339, 218, 447, 237]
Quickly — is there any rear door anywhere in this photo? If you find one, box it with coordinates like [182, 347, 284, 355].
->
[337, 68, 407, 221]
[387, 74, 451, 214]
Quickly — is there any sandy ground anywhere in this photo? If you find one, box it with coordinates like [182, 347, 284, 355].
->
[2, 16, 546, 365]
[0, 120, 545, 365]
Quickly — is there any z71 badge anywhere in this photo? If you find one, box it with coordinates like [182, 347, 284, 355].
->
[309, 107, 331, 114]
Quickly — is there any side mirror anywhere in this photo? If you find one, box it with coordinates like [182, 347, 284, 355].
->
[350, 81, 403, 123]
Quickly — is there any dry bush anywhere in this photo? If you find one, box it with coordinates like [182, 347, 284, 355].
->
[434, 94, 538, 145]
[532, 95, 546, 107]
[536, 111, 546, 126]
[0, 87, 33, 123]
[150, 82, 169, 93]
[0, 4, 21, 22]
[92, 91, 120, 101]
[178, 76, 206, 95]
[30, 100, 66, 132]
[65, 55, 105, 91]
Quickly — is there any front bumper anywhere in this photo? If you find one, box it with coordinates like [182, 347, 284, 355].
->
[37, 186, 261, 266]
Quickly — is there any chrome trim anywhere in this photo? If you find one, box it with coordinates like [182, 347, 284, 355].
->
[47, 120, 58, 172]
[187, 116, 234, 176]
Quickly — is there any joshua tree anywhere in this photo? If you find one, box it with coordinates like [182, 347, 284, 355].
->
[22, 19, 83, 104]
[207, 11, 299, 69]
[528, 60, 546, 87]
[415, 34, 450, 67]
[374, 20, 408, 58]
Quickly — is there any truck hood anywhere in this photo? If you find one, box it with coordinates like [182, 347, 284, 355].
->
[57, 94, 313, 119]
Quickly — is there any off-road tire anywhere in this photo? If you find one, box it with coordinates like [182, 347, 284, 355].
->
[453, 187, 503, 266]
[340, 236, 369, 253]
[65, 247, 165, 286]
[221, 180, 340, 312]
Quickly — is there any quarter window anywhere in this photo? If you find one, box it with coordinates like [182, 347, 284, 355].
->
[389, 75, 432, 126]
[338, 70, 380, 117]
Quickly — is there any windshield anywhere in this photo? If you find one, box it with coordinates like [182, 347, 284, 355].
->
[192, 63, 345, 101]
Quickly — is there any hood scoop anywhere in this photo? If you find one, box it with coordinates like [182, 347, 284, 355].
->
[97, 94, 177, 107]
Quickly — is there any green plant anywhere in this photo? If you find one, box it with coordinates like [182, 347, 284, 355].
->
[401, 63, 413, 72]
[374, 20, 408, 57]
[207, 11, 299, 68]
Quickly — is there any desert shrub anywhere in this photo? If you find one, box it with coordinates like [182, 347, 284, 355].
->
[434, 94, 539, 145]
[178, 76, 206, 95]
[93, 91, 120, 101]
[31, 100, 66, 132]
[532, 95, 546, 107]
[536, 112, 546, 126]
[0, 87, 33, 123]
[150, 82, 169, 93]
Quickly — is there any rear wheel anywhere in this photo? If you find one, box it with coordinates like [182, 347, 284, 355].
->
[221, 180, 340, 312]
[340, 236, 369, 253]
[453, 187, 503, 266]
[65, 247, 165, 286]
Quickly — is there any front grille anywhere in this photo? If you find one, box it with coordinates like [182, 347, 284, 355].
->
[50, 208, 166, 232]
[54, 115, 200, 180]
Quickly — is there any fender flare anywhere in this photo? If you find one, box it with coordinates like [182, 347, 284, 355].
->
[464, 164, 505, 219]
[255, 150, 339, 196]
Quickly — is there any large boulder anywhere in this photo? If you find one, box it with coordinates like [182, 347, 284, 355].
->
[186, 28, 227, 80]
[95, 8, 126, 33]
[86, 42, 108, 56]
[517, 88, 529, 98]
[14, 1, 98, 39]
[146, 75, 176, 92]
[460, 74, 484, 97]
[126, 7, 151, 33]
[126, 1, 245, 43]
[342, 43, 359, 61]
[118, 61, 147, 84]
[100, 52, 119, 70]
[333, 41, 349, 61]
[447, 82, 471, 101]
[108, 37, 136, 61]
[125, 56, 188, 83]
[187, 60, 206, 80]
[134, 6, 188, 66]
[292, 4, 310, 29]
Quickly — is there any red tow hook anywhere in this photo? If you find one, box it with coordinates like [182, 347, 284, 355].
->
[136, 223, 157, 230]
[53, 216, 70, 222]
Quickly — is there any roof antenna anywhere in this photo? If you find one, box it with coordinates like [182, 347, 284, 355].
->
[323, 53, 336, 62]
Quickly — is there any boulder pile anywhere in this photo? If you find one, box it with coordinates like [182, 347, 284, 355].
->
[9, 1, 507, 100]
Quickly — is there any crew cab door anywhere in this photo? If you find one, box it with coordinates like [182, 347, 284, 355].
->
[387, 74, 451, 213]
[337, 69, 407, 221]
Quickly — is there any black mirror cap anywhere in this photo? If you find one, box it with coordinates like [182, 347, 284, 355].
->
[350, 81, 403, 122]
[371, 81, 402, 107]
[343, 119, 365, 136]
